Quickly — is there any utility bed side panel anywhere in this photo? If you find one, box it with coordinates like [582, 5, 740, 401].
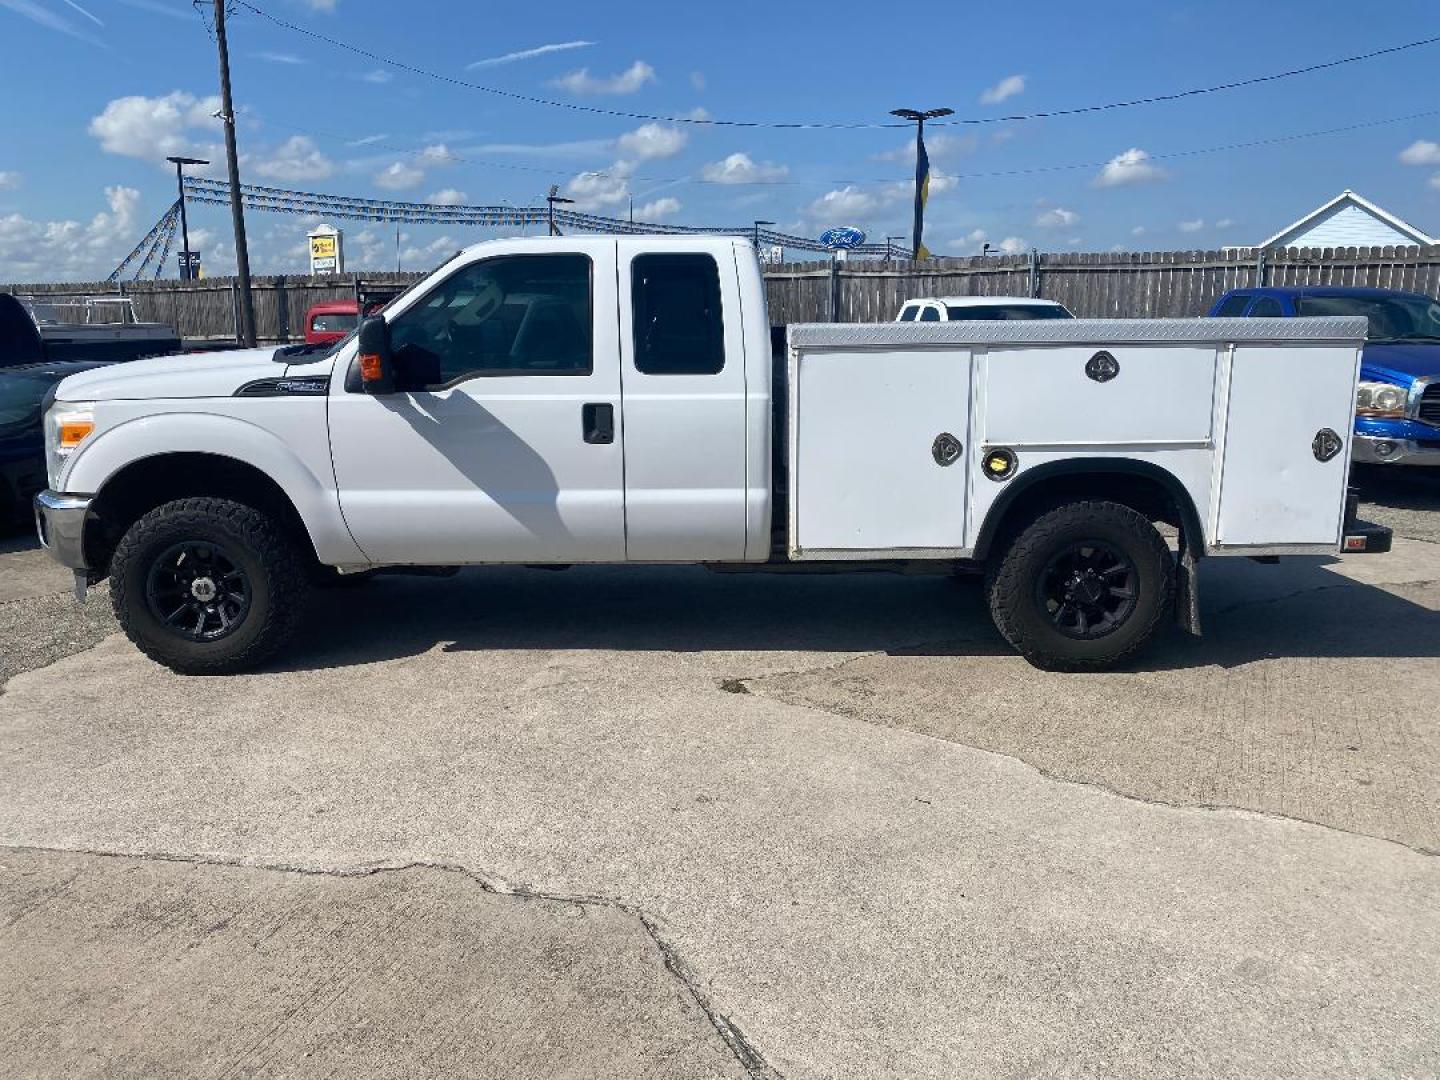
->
[790, 348, 971, 557]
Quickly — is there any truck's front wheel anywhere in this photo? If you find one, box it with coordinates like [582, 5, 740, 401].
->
[986, 500, 1174, 671]
[110, 497, 310, 675]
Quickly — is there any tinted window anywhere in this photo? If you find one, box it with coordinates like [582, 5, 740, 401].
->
[898, 305, 918, 322]
[943, 304, 1073, 321]
[1213, 293, 1250, 317]
[387, 254, 592, 385]
[0, 370, 62, 432]
[632, 254, 725, 375]
[1295, 294, 1440, 342]
[918, 305, 941, 322]
[1249, 297, 1283, 317]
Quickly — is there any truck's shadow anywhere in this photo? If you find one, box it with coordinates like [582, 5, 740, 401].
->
[276, 554, 1439, 674]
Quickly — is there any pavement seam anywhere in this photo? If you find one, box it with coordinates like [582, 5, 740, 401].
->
[726, 662, 1440, 861]
[0, 843, 783, 1080]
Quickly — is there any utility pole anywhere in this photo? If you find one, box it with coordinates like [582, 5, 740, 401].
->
[165, 155, 208, 279]
[890, 107, 953, 261]
[546, 186, 574, 236]
[213, 0, 256, 345]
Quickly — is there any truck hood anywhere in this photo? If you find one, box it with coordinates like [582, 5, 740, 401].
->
[1360, 342, 1440, 385]
[53, 347, 289, 402]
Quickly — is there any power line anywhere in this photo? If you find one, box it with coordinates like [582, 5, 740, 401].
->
[234, 1, 1440, 131]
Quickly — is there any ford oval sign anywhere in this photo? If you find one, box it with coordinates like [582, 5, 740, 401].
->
[818, 226, 866, 250]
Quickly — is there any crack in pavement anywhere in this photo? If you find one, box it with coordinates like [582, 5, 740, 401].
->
[0, 842, 782, 1080]
[723, 654, 1440, 861]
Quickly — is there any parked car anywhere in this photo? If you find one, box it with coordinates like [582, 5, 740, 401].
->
[0, 360, 109, 527]
[1208, 287, 1440, 465]
[304, 300, 362, 345]
[897, 296, 1074, 322]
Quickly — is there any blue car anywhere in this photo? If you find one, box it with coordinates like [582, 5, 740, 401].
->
[1209, 287, 1440, 465]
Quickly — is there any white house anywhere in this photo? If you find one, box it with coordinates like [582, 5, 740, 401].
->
[1257, 190, 1434, 249]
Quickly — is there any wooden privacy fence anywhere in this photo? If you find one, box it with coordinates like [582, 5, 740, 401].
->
[9, 244, 1440, 340]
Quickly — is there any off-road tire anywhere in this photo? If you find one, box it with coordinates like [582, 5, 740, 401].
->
[110, 497, 309, 675]
[986, 500, 1174, 672]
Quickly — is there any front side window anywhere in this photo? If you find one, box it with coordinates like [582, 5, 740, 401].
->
[631, 253, 725, 375]
[1248, 297, 1283, 317]
[387, 253, 593, 385]
[898, 305, 918, 321]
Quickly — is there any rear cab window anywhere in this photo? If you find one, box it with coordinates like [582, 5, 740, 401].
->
[1213, 293, 1251, 317]
[631, 253, 725, 375]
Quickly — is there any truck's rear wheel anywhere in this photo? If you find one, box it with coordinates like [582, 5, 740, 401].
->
[110, 497, 309, 675]
[986, 500, 1174, 671]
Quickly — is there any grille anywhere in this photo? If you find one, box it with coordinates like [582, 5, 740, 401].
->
[1419, 382, 1440, 427]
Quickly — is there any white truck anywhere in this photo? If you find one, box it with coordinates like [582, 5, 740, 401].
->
[34, 235, 1390, 675]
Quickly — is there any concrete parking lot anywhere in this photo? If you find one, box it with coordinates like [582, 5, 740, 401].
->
[1, 477, 1437, 1079]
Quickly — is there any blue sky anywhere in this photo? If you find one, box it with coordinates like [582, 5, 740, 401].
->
[4, 0, 1440, 280]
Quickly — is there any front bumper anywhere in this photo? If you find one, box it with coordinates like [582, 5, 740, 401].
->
[33, 490, 92, 571]
[1352, 433, 1440, 466]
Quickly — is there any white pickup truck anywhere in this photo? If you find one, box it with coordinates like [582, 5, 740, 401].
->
[34, 235, 1390, 675]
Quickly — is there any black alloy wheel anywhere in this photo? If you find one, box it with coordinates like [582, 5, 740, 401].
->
[1034, 540, 1138, 639]
[144, 540, 253, 642]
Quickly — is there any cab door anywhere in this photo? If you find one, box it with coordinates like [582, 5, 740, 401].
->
[328, 239, 626, 565]
[616, 240, 749, 561]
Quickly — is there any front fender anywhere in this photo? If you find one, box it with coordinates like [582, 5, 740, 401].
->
[63, 410, 366, 565]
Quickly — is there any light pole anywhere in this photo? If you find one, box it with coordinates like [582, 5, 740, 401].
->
[165, 155, 208, 280]
[752, 219, 774, 248]
[890, 107, 953, 261]
[546, 186, 574, 236]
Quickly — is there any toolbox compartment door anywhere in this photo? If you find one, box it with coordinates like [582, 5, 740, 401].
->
[1214, 344, 1359, 547]
[790, 348, 971, 557]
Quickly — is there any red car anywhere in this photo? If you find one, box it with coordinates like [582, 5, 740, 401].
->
[304, 300, 361, 345]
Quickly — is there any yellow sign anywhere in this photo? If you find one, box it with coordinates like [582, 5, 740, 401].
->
[310, 235, 337, 259]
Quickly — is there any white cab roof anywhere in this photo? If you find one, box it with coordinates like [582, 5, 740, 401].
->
[909, 296, 1068, 308]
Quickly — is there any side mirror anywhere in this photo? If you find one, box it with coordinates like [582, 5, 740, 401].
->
[356, 316, 394, 394]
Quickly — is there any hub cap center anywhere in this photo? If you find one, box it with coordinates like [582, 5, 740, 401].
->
[190, 577, 217, 602]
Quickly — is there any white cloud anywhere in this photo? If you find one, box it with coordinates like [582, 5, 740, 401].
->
[634, 196, 681, 220]
[1034, 207, 1079, 228]
[1178, 218, 1205, 233]
[616, 122, 687, 160]
[347, 133, 388, 147]
[699, 152, 789, 184]
[998, 236, 1028, 254]
[251, 135, 335, 181]
[417, 143, 457, 166]
[979, 74, 1026, 105]
[115, 0, 190, 19]
[690, 71, 705, 91]
[427, 188, 468, 205]
[0, 0, 103, 43]
[88, 91, 223, 163]
[1430, 173, 1440, 190]
[1131, 225, 1146, 236]
[253, 51, 302, 64]
[374, 160, 424, 190]
[948, 228, 989, 253]
[871, 132, 977, 162]
[551, 60, 655, 95]
[0, 184, 143, 282]
[361, 68, 392, 84]
[298, 0, 337, 10]
[564, 166, 633, 211]
[808, 185, 877, 221]
[468, 40, 593, 68]
[1215, 217, 1235, 229]
[1399, 139, 1440, 165]
[1094, 147, 1167, 187]
[0, 171, 19, 191]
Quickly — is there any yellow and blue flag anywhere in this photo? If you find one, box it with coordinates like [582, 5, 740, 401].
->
[912, 128, 931, 260]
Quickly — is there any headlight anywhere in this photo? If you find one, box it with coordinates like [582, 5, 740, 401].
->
[1355, 381, 1408, 418]
[44, 401, 95, 489]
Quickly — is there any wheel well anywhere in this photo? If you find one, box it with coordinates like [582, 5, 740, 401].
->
[973, 461, 1203, 561]
[85, 453, 317, 577]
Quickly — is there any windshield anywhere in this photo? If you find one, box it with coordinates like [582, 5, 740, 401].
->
[944, 304, 1073, 321]
[1294, 294, 1440, 342]
[311, 313, 358, 334]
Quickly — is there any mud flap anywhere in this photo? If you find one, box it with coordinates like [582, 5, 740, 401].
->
[1174, 547, 1201, 636]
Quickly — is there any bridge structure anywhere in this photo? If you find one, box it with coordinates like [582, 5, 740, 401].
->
[107, 178, 899, 279]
